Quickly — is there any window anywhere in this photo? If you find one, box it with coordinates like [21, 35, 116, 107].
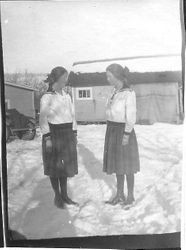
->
[76, 87, 92, 100]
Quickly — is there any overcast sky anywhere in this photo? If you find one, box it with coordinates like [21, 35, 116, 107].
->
[1, 0, 182, 73]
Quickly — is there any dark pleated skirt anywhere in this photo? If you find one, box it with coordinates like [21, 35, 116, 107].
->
[103, 121, 140, 175]
[42, 123, 78, 177]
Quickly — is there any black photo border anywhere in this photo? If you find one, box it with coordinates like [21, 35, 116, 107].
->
[0, 0, 185, 248]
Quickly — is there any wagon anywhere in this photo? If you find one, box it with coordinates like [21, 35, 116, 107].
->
[6, 108, 36, 142]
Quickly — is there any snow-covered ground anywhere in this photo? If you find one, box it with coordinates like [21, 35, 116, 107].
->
[7, 123, 183, 239]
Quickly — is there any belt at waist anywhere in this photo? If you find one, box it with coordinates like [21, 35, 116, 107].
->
[107, 120, 126, 127]
[49, 122, 73, 130]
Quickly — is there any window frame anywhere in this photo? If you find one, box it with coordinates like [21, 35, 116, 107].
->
[76, 87, 93, 100]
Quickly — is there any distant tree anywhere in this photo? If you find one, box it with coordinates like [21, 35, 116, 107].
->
[5, 72, 21, 84]
[4, 70, 48, 96]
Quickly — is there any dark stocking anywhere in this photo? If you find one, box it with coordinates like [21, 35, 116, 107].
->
[116, 174, 125, 197]
[50, 177, 60, 195]
[50, 177, 64, 208]
[59, 176, 67, 198]
[106, 174, 125, 205]
[126, 174, 135, 204]
[59, 176, 78, 206]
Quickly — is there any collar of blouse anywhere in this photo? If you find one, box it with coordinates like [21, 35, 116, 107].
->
[54, 88, 74, 102]
[114, 87, 132, 93]
[108, 87, 133, 106]
[54, 88, 68, 96]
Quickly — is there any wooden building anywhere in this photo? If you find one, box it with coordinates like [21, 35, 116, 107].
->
[69, 71, 183, 124]
[5, 81, 37, 118]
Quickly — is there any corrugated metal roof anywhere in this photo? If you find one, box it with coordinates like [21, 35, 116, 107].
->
[5, 81, 37, 91]
[69, 71, 182, 87]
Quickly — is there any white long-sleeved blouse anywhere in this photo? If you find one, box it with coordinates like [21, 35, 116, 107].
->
[39, 89, 77, 135]
[106, 88, 136, 133]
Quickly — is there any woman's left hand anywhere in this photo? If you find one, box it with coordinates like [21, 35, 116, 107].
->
[122, 134, 130, 146]
[75, 135, 78, 145]
[74, 131, 78, 145]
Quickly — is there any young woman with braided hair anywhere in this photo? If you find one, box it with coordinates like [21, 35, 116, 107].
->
[40, 66, 78, 209]
[103, 64, 140, 206]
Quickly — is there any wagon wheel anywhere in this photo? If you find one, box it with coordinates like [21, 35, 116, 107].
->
[21, 122, 36, 140]
[16, 132, 23, 139]
[6, 125, 11, 142]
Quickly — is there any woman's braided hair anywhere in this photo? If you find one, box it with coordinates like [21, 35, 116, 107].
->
[106, 63, 130, 88]
[44, 66, 68, 92]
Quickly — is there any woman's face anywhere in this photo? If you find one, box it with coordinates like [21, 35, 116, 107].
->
[106, 71, 118, 86]
[56, 72, 68, 88]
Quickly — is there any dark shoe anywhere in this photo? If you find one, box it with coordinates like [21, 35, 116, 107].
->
[54, 195, 65, 209]
[63, 196, 79, 206]
[105, 194, 126, 205]
[126, 195, 135, 205]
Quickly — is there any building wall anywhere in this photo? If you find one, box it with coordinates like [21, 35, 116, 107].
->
[73, 85, 112, 122]
[134, 82, 180, 124]
[73, 82, 180, 124]
[5, 85, 35, 117]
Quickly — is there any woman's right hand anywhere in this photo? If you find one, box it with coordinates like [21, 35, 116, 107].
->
[122, 134, 130, 146]
[45, 137, 52, 153]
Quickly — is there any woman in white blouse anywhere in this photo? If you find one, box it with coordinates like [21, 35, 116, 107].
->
[103, 64, 140, 206]
[39, 67, 78, 209]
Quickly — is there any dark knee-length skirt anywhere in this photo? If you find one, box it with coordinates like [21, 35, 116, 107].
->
[103, 121, 140, 175]
[42, 123, 78, 177]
